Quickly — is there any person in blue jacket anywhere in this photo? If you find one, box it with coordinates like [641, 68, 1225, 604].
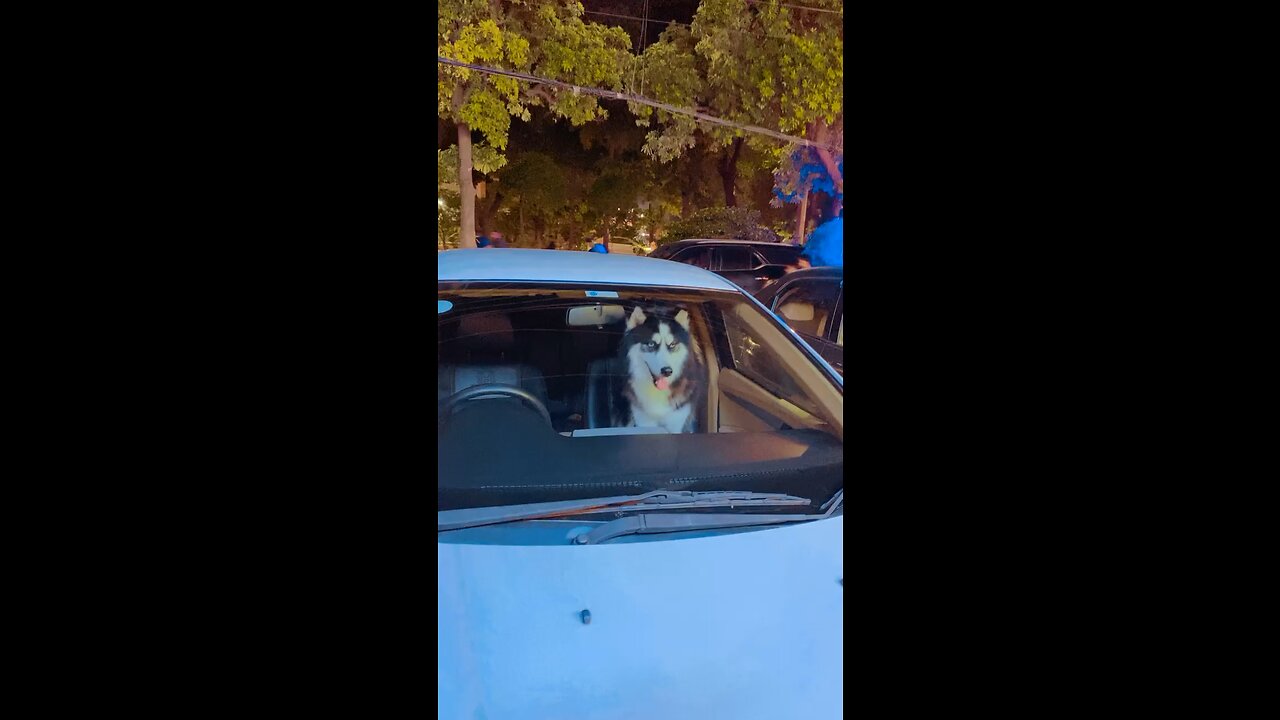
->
[589, 242, 609, 254]
[802, 198, 843, 268]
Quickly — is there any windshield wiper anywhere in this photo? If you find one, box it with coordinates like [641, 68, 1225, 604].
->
[437, 490, 812, 533]
[573, 488, 844, 545]
[820, 489, 843, 513]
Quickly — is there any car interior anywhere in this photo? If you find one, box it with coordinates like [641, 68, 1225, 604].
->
[777, 298, 826, 338]
[437, 284, 843, 511]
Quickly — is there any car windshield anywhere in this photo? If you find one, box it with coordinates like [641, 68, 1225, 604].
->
[438, 281, 843, 512]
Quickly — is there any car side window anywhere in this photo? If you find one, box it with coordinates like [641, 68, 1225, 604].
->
[772, 280, 841, 339]
[758, 246, 800, 265]
[715, 306, 821, 417]
[675, 247, 712, 269]
[716, 246, 755, 271]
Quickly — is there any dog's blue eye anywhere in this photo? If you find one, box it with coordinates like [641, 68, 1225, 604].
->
[646, 341, 658, 350]
[667, 342, 678, 350]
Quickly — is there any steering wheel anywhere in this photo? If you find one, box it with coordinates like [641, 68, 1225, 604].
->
[439, 383, 553, 428]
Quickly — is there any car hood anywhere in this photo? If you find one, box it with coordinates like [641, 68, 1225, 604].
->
[438, 515, 843, 720]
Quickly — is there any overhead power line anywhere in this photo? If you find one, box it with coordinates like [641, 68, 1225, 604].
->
[582, 9, 690, 28]
[437, 56, 840, 153]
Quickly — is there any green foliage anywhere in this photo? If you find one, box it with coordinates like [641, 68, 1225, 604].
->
[629, 0, 843, 193]
[439, 145, 506, 177]
[439, 1, 636, 246]
[439, 1, 632, 155]
[437, 192, 460, 248]
[583, 163, 644, 238]
[499, 152, 565, 212]
[664, 207, 779, 245]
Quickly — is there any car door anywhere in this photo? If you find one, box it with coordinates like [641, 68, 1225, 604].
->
[769, 277, 843, 375]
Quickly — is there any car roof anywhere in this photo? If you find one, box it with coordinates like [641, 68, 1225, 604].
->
[438, 248, 742, 292]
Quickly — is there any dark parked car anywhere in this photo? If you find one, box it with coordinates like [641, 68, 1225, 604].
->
[754, 267, 843, 375]
[649, 239, 802, 294]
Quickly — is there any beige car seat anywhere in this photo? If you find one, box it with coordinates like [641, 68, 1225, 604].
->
[779, 300, 826, 337]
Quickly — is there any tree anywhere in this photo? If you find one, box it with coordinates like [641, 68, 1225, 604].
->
[438, 1, 632, 247]
[630, 25, 753, 206]
[664, 207, 779, 245]
[495, 151, 566, 245]
[629, 0, 843, 211]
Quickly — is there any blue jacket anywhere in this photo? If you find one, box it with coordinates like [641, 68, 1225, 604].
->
[803, 217, 843, 267]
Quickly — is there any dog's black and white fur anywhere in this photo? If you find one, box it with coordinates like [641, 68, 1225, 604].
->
[612, 305, 707, 433]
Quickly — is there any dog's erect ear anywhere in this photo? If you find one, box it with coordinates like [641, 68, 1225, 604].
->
[674, 309, 691, 331]
[627, 306, 648, 330]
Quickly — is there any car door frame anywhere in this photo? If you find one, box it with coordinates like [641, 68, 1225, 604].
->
[825, 281, 843, 374]
[767, 276, 843, 374]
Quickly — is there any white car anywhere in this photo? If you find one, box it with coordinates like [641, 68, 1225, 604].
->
[438, 249, 843, 719]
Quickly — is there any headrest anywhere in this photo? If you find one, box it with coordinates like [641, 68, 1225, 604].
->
[779, 301, 815, 322]
[457, 313, 514, 351]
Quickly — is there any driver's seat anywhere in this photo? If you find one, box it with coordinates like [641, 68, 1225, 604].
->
[584, 357, 624, 428]
[438, 313, 548, 409]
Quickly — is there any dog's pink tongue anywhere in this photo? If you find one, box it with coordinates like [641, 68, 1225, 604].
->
[655, 376, 670, 391]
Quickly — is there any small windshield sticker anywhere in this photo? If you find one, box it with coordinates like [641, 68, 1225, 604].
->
[585, 290, 618, 298]
[438, 300, 453, 314]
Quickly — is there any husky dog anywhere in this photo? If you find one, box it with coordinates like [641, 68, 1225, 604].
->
[613, 305, 707, 433]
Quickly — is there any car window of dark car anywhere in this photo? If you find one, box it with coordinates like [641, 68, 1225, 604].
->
[757, 245, 801, 265]
[716, 246, 755, 270]
[674, 247, 712, 269]
[772, 280, 841, 339]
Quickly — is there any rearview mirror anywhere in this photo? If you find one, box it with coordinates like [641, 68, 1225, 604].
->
[567, 304, 626, 327]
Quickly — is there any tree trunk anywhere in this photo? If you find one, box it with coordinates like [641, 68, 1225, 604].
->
[718, 138, 744, 208]
[795, 193, 809, 245]
[814, 146, 843, 197]
[475, 191, 503, 236]
[519, 203, 526, 244]
[809, 121, 843, 197]
[457, 123, 477, 248]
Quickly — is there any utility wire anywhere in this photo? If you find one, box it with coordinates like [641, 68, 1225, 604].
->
[639, 0, 650, 96]
[641, 0, 651, 51]
[582, 9, 690, 27]
[437, 56, 840, 152]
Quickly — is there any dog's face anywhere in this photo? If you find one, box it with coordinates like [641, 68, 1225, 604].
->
[623, 307, 693, 388]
